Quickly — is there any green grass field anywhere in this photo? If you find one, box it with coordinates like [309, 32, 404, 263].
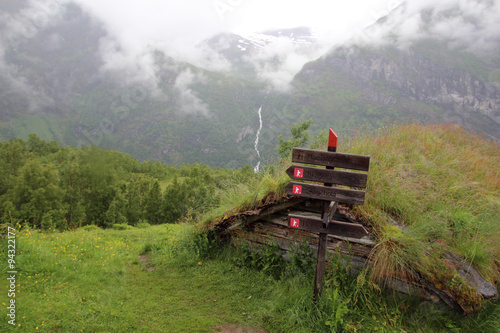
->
[0, 224, 279, 332]
[1, 223, 499, 332]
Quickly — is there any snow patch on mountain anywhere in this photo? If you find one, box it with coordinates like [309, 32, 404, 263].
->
[202, 27, 327, 91]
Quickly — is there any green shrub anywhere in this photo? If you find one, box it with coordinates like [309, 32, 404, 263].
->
[111, 223, 134, 230]
[141, 242, 161, 254]
[81, 224, 100, 231]
[232, 242, 287, 280]
[136, 222, 151, 229]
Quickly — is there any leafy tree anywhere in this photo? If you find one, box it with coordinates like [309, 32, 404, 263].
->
[1, 201, 16, 224]
[11, 159, 65, 228]
[84, 184, 116, 228]
[106, 183, 127, 225]
[0, 138, 28, 177]
[162, 176, 185, 223]
[276, 119, 312, 158]
[144, 180, 163, 224]
[27, 133, 59, 155]
[80, 148, 117, 228]
[0, 158, 9, 197]
[58, 148, 85, 227]
[0, 134, 256, 230]
[124, 175, 150, 226]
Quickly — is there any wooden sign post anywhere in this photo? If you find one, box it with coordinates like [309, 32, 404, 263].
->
[285, 129, 370, 301]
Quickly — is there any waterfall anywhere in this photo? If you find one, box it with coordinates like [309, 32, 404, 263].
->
[253, 105, 263, 173]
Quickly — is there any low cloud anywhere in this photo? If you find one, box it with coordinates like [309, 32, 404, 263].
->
[97, 35, 160, 89]
[0, 59, 56, 114]
[173, 69, 209, 116]
[353, 0, 500, 54]
[0, 0, 61, 113]
[247, 36, 328, 92]
[71, 0, 230, 84]
[181, 43, 232, 72]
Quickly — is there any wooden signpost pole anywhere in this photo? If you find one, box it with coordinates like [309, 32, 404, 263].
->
[313, 129, 338, 301]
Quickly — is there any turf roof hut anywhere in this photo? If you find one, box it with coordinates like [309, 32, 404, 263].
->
[208, 124, 500, 314]
[210, 192, 498, 314]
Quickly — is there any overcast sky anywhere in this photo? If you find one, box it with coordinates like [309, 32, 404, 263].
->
[64, 0, 403, 90]
[74, 0, 401, 48]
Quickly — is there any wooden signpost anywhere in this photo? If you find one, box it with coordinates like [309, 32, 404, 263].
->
[285, 129, 370, 300]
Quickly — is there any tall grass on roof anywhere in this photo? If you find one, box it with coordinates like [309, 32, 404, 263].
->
[346, 123, 499, 310]
[197, 159, 290, 229]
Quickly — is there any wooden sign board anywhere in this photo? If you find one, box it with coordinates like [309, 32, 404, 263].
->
[285, 130, 371, 302]
[286, 165, 368, 188]
[285, 182, 366, 205]
[289, 215, 368, 239]
[292, 148, 370, 171]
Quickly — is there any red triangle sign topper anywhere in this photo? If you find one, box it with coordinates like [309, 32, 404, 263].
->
[328, 128, 338, 148]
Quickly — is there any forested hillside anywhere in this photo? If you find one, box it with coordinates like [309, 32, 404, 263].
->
[0, 134, 254, 230]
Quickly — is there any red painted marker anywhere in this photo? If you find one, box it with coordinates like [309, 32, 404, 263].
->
[328, 128, 338, 150]
[294, 168, 304, 178]
[290, 218, 300, 228]
[293, 184, 302, 195]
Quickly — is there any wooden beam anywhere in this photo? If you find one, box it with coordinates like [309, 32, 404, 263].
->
[323, 201, 338, 228]
[243, 221, 374, 257]
[224, 198, 306, 232]
[260, 213, 376, 247]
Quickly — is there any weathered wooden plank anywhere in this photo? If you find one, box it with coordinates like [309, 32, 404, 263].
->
[260, 213, 376, 246]
[286, 165, 368, 188]
[235, 221, 373, 257]
[289, 214, 369, 239]
[292, 148, 370, 171]
[285, 182, 366, 205]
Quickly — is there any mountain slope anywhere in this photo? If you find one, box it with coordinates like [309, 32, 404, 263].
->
[290, 39, 500, 141]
